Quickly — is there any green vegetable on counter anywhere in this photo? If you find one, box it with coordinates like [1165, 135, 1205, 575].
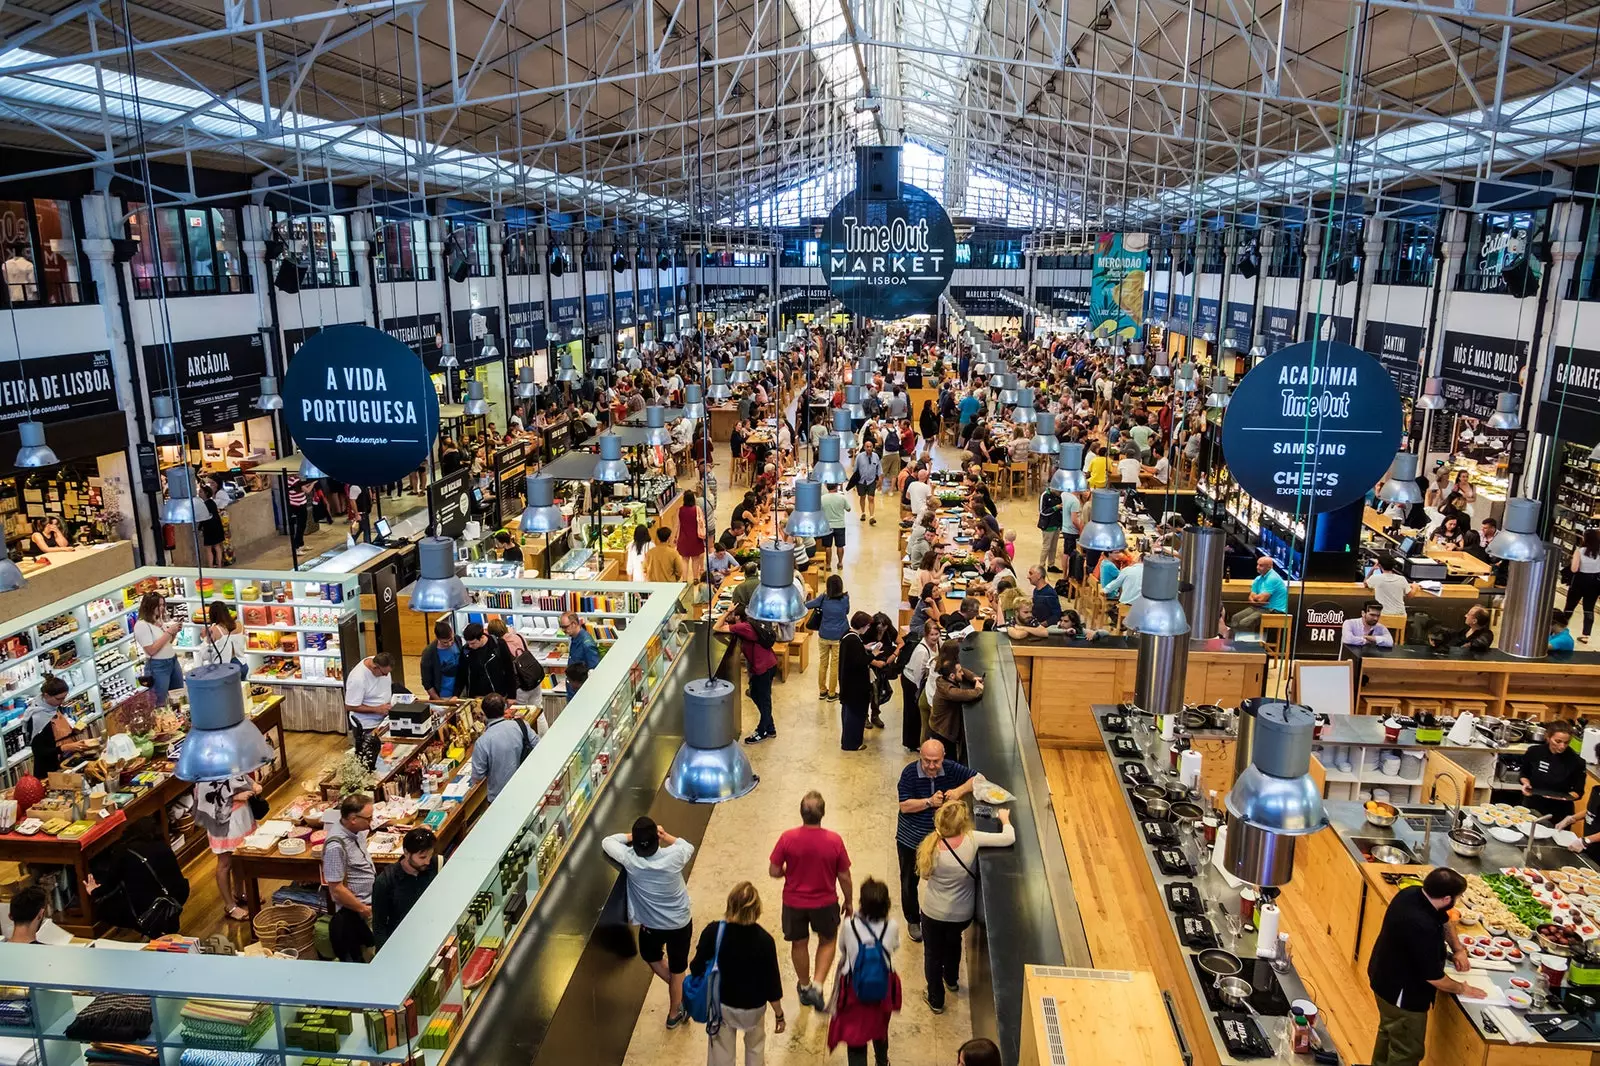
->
[1482, 874, 1553, 928]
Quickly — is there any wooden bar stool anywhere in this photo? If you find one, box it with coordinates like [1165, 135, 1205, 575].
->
[1379, 613, 1407, 646]
[1403, 698, 1445, 719]
[1445, 699, 1490, 718]
[1362, 696, 1404, 718]
[1507, 700, 1552, 721]
[1007, 463, 1029, 499]
[1258, 614, 1291, 675]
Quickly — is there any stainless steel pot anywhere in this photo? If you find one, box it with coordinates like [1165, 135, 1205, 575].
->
[1216, 976, 1253, 1010]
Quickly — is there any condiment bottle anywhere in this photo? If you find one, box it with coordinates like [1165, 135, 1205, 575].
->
[1290, 1011, 1312, 1053]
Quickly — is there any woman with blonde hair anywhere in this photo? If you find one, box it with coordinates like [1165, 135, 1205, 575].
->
[688, 881, 785, 1066]
[915, 801, 1015, 1013]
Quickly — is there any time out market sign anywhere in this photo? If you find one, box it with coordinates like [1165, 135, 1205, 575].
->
[1220, 340, 1402, 514]
[283, 324, 441, 487]
[821, 184, 955, 318]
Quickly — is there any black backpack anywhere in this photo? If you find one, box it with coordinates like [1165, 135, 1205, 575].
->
[884, 632, 921, 680]
[511, 642, 545, 690]
[752, 621, 779, 649]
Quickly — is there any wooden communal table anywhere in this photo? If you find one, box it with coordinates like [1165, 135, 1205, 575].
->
[707, 404, 739, 442]
[0, 696, 287, 935]
[1007, 636, 1267, 748]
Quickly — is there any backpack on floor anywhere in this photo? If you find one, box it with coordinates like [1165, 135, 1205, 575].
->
[849, 918, 892, 1004]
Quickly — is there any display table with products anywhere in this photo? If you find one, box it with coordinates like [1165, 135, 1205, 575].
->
[0, 540, 135, 617]
[0, 577, 689, 1066]
[1005, 636, 1267, 748]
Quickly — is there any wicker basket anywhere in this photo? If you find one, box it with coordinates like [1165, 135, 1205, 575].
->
[252, 902, 317, 956]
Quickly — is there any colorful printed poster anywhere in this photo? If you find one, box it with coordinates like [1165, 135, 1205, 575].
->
[1090, 233, 1148, 340]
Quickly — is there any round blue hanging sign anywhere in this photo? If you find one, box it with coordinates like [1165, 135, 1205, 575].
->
[282, 324, 441, 487]
[821, 183, 956, 319]
[1220, 340, 1402, 514]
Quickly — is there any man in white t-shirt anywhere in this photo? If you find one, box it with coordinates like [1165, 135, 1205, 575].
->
[905, 467, 932, 516]
[1364, 555, 1415, 617]
[344, 653, 394, 731]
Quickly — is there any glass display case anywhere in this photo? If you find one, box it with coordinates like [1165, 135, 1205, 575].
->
[0, 577, 690, 1066]
[550, 546, 603, 580]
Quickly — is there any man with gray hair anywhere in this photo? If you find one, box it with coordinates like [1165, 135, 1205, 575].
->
[769, 791, 853, 1009]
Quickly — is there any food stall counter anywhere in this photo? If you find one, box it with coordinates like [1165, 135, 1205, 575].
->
[0, 541, 135, 616]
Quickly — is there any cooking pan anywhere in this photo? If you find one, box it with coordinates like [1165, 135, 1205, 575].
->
[1170, 801, 1206, 825]
[1144, 798, 1172, 821]
[1131, 785, 1167, 813]
[1216, 976, 1253, 1010]
[1197, 948, 1242, 979]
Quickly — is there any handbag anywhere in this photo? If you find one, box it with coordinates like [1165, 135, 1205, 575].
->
[806, 608, 823, 632]
[248, 793, 270, 820]
[683, 922, 726, 1033]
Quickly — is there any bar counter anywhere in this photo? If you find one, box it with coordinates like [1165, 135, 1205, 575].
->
[1349, 644, 1600, 720]
[1218, 580, 1479, 659]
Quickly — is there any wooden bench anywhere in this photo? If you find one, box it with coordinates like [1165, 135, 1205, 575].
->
[775, 630, 813, 682]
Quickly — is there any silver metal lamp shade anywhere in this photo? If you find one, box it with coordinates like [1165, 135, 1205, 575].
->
[481, 337, 500, 361]
[151, 395, 183, 439]
[787, 478, 833, 538]
[1125, 554, 1189, 636]
[519, 475, 566, 533]
[589, 345, 613, 372]
[748, 348, 767, 373]
[746, 541, 807, 623]
[1049, 442, 1089, 493]
[410, 536, 469, 612]
[999, 375, 1020, 404]
[161, 466, 207, 524]
[1127, 348, 1147, 367]
[299, 454, 326, 479]
[593, 433, 630, 482]
[832, 408, 854, 450]
[555, 353, 580, 383]
[517, 366, 538, 399]
[1206, 376, 1232, 409]
[1028, 412, 1059, 454]
[1173, 363, 1199, 393]
[256, 376, 285, 411]
[13, 421, 58, 468]
[173, 663, 275, 782]
[844, 386, 866, 419]
[0, 556, 24, 592]
[1414, 377, 1446, 410]
[729, 356, 751, 385]
[1377, 452, 1424, 505]
[813, 436, 848, 484]
[1153, 354, 1174, 379]
[1248, 344, 1266, 360]
[707, 368, 732, 401]
[463, 380, 490, 417]
[989, 366, 1008, 389]
[666, 678, 759, 803]
[644, 406, 672, 445]
[1011, 388, 1037, 425]
[1486, 391, 1521, 430]
[682, 384, 706, 419]
[1222, 701, 1328, 886]
[1489, 497, 1546, 562]
[1078, 488, 1127, 552]
[438, 348, 460, 369]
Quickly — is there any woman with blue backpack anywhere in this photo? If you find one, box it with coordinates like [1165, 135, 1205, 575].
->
[687, 881, 785, 1066]
[826, 878, 902, 1066]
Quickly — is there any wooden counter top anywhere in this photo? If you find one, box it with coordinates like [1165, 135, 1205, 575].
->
[1018, 966, 1185, 1066]
[1218, 577, 1481, 600]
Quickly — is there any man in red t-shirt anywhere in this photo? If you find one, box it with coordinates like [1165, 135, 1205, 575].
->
[769, 790, 853, 1010]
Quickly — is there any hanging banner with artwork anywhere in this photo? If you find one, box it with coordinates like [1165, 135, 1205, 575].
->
[821, 186, 956, 319]
[1089, 233, 1148, 341]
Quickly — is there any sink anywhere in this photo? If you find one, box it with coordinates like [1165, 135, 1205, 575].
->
[1350, 836, 1419, 864]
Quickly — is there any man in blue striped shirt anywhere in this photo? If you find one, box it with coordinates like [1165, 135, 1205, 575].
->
[896, 739, 977, 942]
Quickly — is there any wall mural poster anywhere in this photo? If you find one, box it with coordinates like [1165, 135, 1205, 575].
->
[1089, 232, 1148, 341]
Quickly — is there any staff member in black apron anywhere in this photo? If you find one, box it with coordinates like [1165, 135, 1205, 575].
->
[1520, 723, 1587, 823]
[1562, 786, 1600, 859]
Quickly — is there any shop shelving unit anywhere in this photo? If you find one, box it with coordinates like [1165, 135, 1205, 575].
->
[0, 578, 689, 1066]
[1553, 440, 1599, 558]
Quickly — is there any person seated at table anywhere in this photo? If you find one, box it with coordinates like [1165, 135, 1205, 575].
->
[1433, 604, 1494, 652]
[1341, 601, 1395, 650]
[994, 575, 1025, 622]
[1220, 556, 1288, 637]
[1430, 514, 1467, 552]
[707, 543, 740, 583]
[1004, 602, 1056, 640]
[1550, 608, 1577, 652]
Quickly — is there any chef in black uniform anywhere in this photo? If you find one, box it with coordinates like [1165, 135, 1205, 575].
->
[24, 676, 86, 776]
[1520, 723, 1587, 823]
[1563, 787, 1600, 859]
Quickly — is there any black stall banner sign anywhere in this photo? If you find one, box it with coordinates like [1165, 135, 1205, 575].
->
[494, 441, 528, 525]
[0, 350, 118, 427]
[429, 466, 472, 540]
[381, 313, 446, 371]
[1301, 312, 1354, 346]
[508, 301, 548, 351]
[1261, 306, 1296, 352]
[1302, 601, 1348, 650]
[552, 298, 582, 341]
[1362, 321, 1423, 398]
[585, 292, 612, 331]
[282, 324, 441, 487]
[1439, 330, 1527, 394]
[614, 290, 635, 327]
[451, 307, 503, 367]
[1150, 291, 1170, 320]
[1548, 346, 1600, 412]
[143, 333, 266, 432]
[949, 287, 1023, 315]
[822, 183, 956, 319]
[282, 326, 321, 361]
[1220, 340, 1403, 514]
[1225, 302, 1255, 344]
[1196, 299, 1221, 335]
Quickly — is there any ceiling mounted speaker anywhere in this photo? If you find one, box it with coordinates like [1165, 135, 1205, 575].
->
[112, 238, 138, 263]
[549, 250, 566, 277]
[448, 253, 470, 283]
[613, 252, 629, 273]
[263, 238, 286, 261]
[658, 253, 671, 269]
[273, 259, 300, 294]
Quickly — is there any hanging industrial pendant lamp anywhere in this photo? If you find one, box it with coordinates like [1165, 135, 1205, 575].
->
[1173, 363, 1200, 393]
[463, 380, 490, 417]
[13, 421, 58, 468]
[481, 336, 500, 362]
[1028, 412, 1060, 454]
[999, 375, 1020, 405]
[1486, 391, 1521, 430]
[786, 478, 832, 537]
[1127, 347, 1147, 367]
[438, 347, 460, 370]
[665, 678, 759, 803]
[593, 433, 630, 482]
[1049, 442, 1089, 493]
[728, 356, 751, 386]
[161, 467, 208, 524]
[410, 536, 470, 612]
[256, 376, 285, 411]
[748, 345, 767, 374]
[519, 475, 566, 533]
[1078, 489, 1128, 552]
[745, 541, 807, 623]
[1248, 344, 1267, 360]
[1151, 352, 1172, 379]
[1488, 498, 1546, 562]
[1206, 376, 1232, 409]
[1377, 453, 1424, 506]
[832, 408, 854, 450]
[707, 367, 732, 402]
[151, 395, 183, 439]
[1414, 378, 1447, 410]
[844, 386, 866, 419]
[517, 366, 538, 399]
[812, 436, 848, 484]
[555, 352, 580, 383]
[682, 384, 706, 419]
[1124, 554, 1189, 637]
[989, 364, 1008, 390]
[1012, 388, 1038, 425]
[643, 406, 672, 446]
[590, 343, 613, 372]
[173, 664, 276, 782]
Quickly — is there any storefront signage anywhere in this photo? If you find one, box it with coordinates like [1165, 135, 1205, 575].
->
[1149, 291, 1169, 320]
[1439, 330, 1527, 419]
[493, 441, 527, 525]
[949, 287, 1023, 316]
[1261, 306, 1296, 353]
[451, 307, 503, 368]
[142, 333, 267, 433]
[614, 290, 635, 328]
[1034, 287, 1090, 312]
[659, 284, 674, 324]
[282, 326, 321, 361]
[1301, 601, 1348, 652]
[585, 292, 612, 333]
[1537, 345, 1600, 437]
[637, 288, 655, 323]
[428, 466, 472, 539]
[1225, 303, 1255, 345]
[551, 298, 582, 342]
[1301, 311, 1354, 345]
[1219, 339, 1403, 514]
[507, 300, 547, 351]
[1361, 320, 1423, 398]
[380, 313, 445, 363]
[1196, 298, 1221, 336]
[781, 286, 832, 312]
[1089, 232, 1148, 341]
[281, 324, 441, 488]
[0, 350, 118, 428]
[821, 183, 956, 318]
[1170, 294, 1192, 328]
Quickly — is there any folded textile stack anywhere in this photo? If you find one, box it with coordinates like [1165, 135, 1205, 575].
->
[0, 987, 31, 1028]
[0, 1035, 38, 1066]
[177, 1000, 272, 1051]
[63, 995, 153, 1043]
[83, 1043, 157, 1065]
[177, 1052, 278, 1066]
